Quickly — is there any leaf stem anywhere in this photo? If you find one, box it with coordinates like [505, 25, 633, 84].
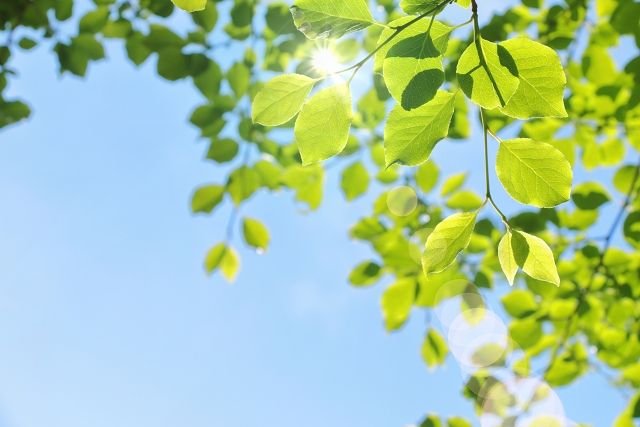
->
[480, 108, 510, 227]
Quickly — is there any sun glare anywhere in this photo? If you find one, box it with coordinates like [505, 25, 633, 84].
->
[311, 47, 342, 75]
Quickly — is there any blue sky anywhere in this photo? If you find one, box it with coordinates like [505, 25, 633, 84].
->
[0, 1, 633, 426]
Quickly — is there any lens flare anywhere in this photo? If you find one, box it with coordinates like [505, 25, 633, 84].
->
[387, 186, 418, 216]
[311, 47, 342, 75]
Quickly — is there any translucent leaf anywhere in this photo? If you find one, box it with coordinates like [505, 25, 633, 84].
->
[252, 74, 315, 126]
[415, 161, 440, 194]
[381, 278, 416, 331]
[400, 0, 446, 14]
[421, 328, 448, 367]
[447, 417, 472, 427]
[227, 62, 250, 97]
[349, 261, 382, 287]
[422, 212, 477, 274]
[341, 161, 370, 201]
[496, 138, 572, 208]
[172, 0, 207, 12]
[205, 243, 240, 282]
[294, 84, 352, 164]
[242, 217, 270, 251]
[510, 318, 543, 349]
[382, 21, 451, 110]
[227, 166, 261, 205]
[290, 0, 374, 39]
[281, 164, 324, 210]
[510, 230, 560, 286]
[191, 184, 225, 214]
[384, 90, 455, 166]
[499, 38, 567, 119]
[498, 232, 518, 285]
[445, 190, 483, 211]
[440, 172, 467, 196]
[456, 38, 519, 109]
[501, 289, 537, 318]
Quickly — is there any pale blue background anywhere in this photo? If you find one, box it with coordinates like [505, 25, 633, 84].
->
[0, 1, 633, 426]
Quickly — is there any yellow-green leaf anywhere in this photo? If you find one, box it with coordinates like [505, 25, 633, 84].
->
[456, 38, 519, 109]
[423, 212, 477, 274]
[242, 217, 270, 251]
[499, 38, 567, 119]
[172, 0, 207, 12]
[294, 84, 352, 164]
[252, 74, 316, 126]
[496, 138, 572, 208]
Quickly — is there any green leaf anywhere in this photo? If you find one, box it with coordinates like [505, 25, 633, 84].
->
[440, 172, 467, 196]
[381, 278, 416, 331]
[18, 37, 37, 50]
[400, 0, 447, 14]
[382, 21, 451, 110]
[55, 0, 74, 21]
[384, 90, 455, 166]
[456, 38, 520, 109]
[419, 415, 443, 427]
[0, 100, 31, 128]
[205, 243, 240, 282]
[126, 33, 152, 66]
[281, 164, 324, 210]
[499, 38, 567, 119]
[501, 289, 537, 318]
[349, 261, 382, 287]
[445, 190, 483, 211]
[422, 212, 477, 274]
[341, 161, 369, 201]
[496, 138, 572, 208]
[227, 62, 250, 97]
[624, 211, 640, 248]
[290, 0, 374, 39]
[447, 418, 472, 427]
[227, 166, 261, 205]
[192, 1, 218, 30]
[415, 161, 440, 194]
[193, 61, 222, 99]
[509, 318, 543, 349]
[207, 138, 238, 163]
[510, 230, 560, 286]
[294, 84, 352, 164]
[498, 232, 518, 285]
[172, 0, 207, 12]
[572, 181, 610, 209]
[191, 184, 225, 214]
[421, 329, 448, 367]
[252, 74, 316, 126]
[242, 217, 270, 251]
[79, 7, 109, 33]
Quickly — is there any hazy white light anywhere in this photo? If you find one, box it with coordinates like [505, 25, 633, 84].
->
[311, 47, 342, 75]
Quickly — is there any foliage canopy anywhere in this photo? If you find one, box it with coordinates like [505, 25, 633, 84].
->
[2, 0, 640, 424]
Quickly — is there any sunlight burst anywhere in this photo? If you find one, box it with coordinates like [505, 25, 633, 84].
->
[311, 47, 342, 75]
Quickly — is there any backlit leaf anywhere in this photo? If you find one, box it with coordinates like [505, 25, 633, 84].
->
[500, 38, 567, 119]
[456, 38, 519, 109]
[384, 90, 455, 166]
[252, 74, 316, 126]
[290, 0, 374, 39]
[423, 212, 477, 274]
[294, 84, 352, 164]
[496, 138, 572, 208]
